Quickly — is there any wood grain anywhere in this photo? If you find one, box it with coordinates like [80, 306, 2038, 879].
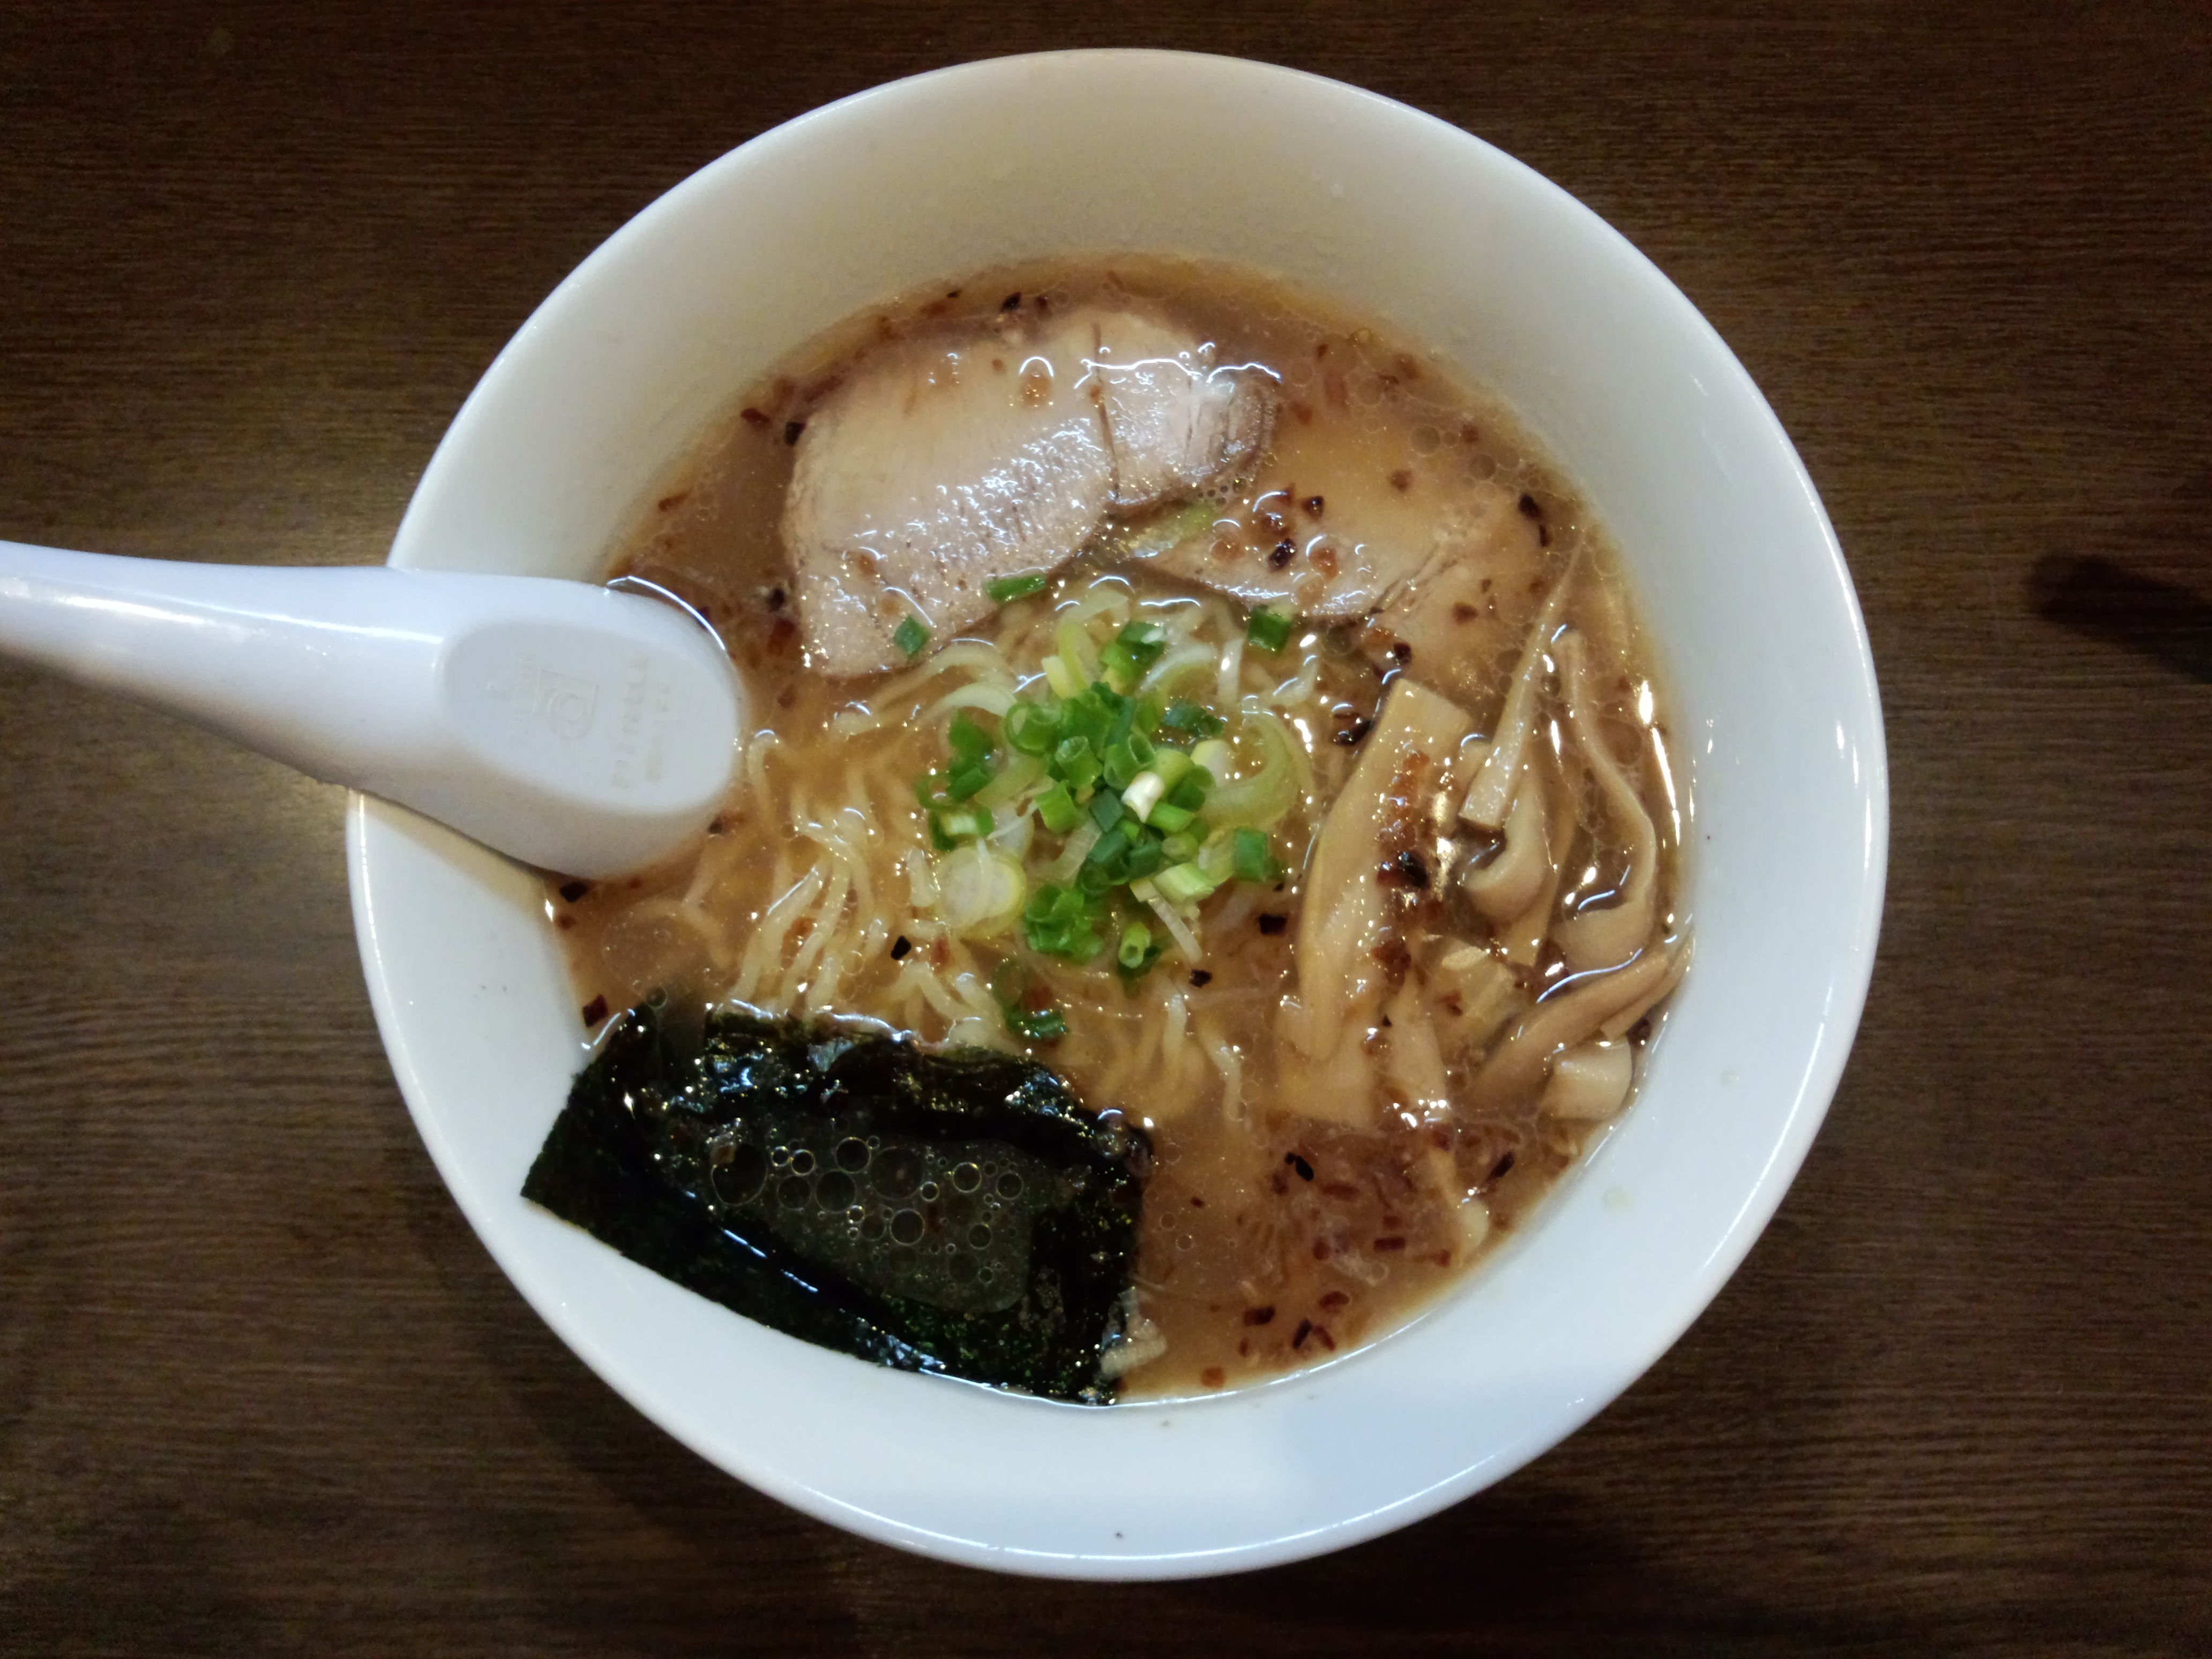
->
[3, 2, 2208, 1653]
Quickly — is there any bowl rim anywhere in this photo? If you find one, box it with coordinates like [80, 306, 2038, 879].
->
[347, 47, 1889, 1579]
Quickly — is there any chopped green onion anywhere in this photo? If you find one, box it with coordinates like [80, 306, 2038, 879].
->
[893, 615, 931, 658]
[1232, 826, 1278, 883]
[1021, 883, 1106, 961]
[1087, 788, 1124, 833]
[928, 804, 993, 849]
[1006, 1002, 1068, 1041]
[987, 571, 1051, 606]
[989, 958, 1068, 1041]
[947, 711, 995, 765]
[1118, 621, 1168, 668]
[1155, 861, 1221, 905]
[1100, 620, 1169, 693]
[1161, 699, 1225, 739]
[1102, 738, 1145, 791]
[916, 629, 1266, 1005]
[1245, 607, 1294, 653]
[1122, 829, 1165, 880]
[1063, 685, 1116, 748]
[1120, 498, 1220, 559]
[1117, 922, 1161, 980]
[1086, 819, 1132, 870]
[1035, 781, 1083, 835]
[1004, 700, 1062, 756]
[1147, 748, 1193, 789]
[1148, 801, 1196, 834]
[1122, 770, 1168, 823]
[1055, 741, 1101, 796]
[1197, 830, 1239, 884]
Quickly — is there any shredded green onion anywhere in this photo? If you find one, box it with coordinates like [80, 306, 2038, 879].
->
[892, 615, 931, 658]
[987, 571, 1051, 606]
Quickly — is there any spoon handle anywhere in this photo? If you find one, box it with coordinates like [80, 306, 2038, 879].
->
[0, 541, 742, 877]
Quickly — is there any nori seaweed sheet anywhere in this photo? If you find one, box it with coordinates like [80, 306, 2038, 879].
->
[521, 1004, 1150, 1403]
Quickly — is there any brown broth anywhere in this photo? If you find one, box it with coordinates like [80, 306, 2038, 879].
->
[548, 257, 1685, 1398]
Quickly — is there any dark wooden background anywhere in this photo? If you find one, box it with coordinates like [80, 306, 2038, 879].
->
[3, 3, 2207, 1654]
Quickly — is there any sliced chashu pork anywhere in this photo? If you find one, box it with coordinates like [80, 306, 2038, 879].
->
[1089, 311, 1273, 509]
[1123, 402, 1547, 698]
[784, 308, 1274, 677]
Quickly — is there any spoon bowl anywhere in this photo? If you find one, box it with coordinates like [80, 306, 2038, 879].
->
[0, 540, 744, 877]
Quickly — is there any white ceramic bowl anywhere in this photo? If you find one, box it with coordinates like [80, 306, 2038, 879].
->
[349, 50, 1886, 1578]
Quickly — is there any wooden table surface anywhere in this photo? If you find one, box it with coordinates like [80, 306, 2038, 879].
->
[4, 4, 2207, 1653]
